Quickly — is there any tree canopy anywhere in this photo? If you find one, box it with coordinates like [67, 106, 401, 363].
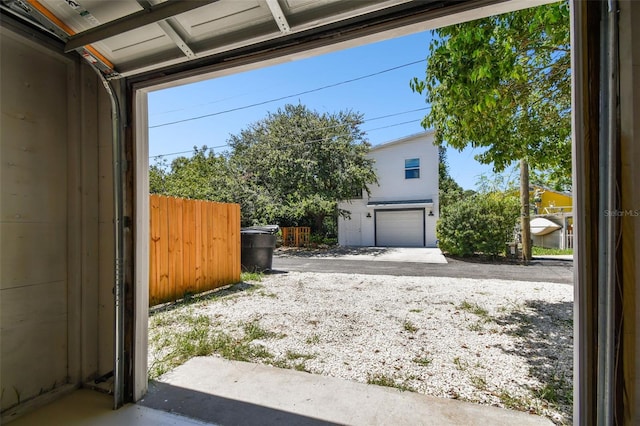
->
[150, 104, 377, 234]
[438, 146, 467, 213]
[410, 1, 571, 188]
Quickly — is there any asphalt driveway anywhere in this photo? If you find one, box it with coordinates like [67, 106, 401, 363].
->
[272, 248, 573, 284]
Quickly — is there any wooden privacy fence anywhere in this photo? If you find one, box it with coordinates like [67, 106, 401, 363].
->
[149, 195, 241, 306]
[280, 227, 311, 247]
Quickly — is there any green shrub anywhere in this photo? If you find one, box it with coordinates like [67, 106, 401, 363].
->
[309, 233, 338, 246]
[437, 194, 519, 257]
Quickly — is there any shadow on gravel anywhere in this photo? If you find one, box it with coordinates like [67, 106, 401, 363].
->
[275, 246, 391, 258]
[445, 254, 524, 265]
[446, 255, 573, 269]
[149, 281, 261, 314]
[492, 299, 573, 418]
[265, 269, 290, 275]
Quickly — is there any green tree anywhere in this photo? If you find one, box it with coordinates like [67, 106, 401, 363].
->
[229, 104, 377, 233]
[475, 167, 519, 194]
[149, 146, 284, 227]
[529, 168, 572, 192]
[438, 146, 466, 213]
[149, 158, 169, 195]
[151, 146, 235, 201]
[150, 105, 378, 232]
[411, 1, 570, 260]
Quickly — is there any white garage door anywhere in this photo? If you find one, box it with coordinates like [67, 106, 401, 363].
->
[375, 210, 425, 247]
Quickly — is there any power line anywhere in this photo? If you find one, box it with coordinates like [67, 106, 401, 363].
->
[364, 119, 423, 133]
[148, 59, 426, 129]
[149, 144, 229, 160]
[149, 107, 430, 159]
[149, 118, 427, 160]
[365, 107, 429, 122]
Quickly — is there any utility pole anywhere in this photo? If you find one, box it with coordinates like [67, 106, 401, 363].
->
[520, 159, 531, 262]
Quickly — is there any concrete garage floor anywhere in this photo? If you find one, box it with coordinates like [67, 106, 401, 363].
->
[6, 389, 209, 426]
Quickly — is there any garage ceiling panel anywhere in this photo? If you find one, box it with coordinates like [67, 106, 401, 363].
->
[4, 0, 548, 79]
[176, 0, 273, 41]
[283, 0, 333, 12]
[40, 0, 144, 32]
[92, 23, 173, 65]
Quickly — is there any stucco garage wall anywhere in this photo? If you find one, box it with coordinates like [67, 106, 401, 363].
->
[0, 26, 114, 415]
[337, 199, 375, 247]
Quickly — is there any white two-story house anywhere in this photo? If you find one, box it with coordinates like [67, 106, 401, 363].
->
[338, 131, 439, 247]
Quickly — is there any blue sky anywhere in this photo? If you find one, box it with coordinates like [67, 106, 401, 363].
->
[148, 30, 497, 190]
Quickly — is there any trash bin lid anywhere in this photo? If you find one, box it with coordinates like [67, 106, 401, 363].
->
[241, 225, 279, 234]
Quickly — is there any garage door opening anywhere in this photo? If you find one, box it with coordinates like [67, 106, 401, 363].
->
[1, 0, 634, 423]
[135, 3, 576, 425]
[375, 209, 426, 247]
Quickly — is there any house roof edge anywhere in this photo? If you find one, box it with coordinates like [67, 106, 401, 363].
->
[370, 129, 436, 151]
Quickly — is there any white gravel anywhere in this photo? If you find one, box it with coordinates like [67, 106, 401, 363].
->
[152, 272, 573, 425]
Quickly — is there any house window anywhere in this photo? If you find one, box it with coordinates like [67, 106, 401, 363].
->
[405, 158, 420, 179]
[349, 188, 363, 199]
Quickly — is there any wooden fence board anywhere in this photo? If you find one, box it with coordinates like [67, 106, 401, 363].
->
[168, 197, 183, 298]
[219, 204, 227, 283]
[183, 199, 195, 295]
[158, 196, 170, 302]
[200, 201, 209, 293]
[149, 195, 161, 306]
[194, 200, 202, 293]
[230, 204, 241, 278]
[149, 195, 241, 306]
[206, 201, 215, 287]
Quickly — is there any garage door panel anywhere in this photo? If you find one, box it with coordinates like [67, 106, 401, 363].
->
[375, 209, 424, 247]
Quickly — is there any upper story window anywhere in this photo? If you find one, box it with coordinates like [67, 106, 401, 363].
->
[349, 188, 363, 199]
[405, 158, 420, 179]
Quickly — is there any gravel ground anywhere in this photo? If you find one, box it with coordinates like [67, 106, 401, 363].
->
[150, 272, 573, 425]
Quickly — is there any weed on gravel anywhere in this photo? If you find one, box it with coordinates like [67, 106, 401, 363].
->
[367, 373, 416, 392]
[148, 310, 282, 379]
[402, 320, 419, 333]
[458, 300, 491, 321]
[305, 334, 321, 345]
[241, 271, 264, 282]
[412, 356, 432, 367]
[148, 309, 216, 379]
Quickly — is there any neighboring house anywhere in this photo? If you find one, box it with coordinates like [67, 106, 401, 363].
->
[532, 185, 573, 215]
[531, 185, 573, 249]
[338, 132, 439, 247]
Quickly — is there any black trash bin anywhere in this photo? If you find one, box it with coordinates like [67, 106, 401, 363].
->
[241, 226, 279, 272]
